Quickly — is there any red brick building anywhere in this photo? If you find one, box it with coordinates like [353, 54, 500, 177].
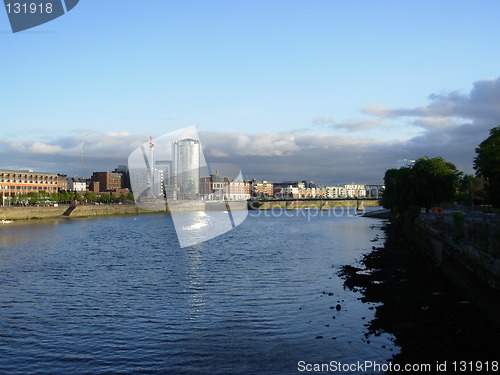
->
[90, 172, 122, 192]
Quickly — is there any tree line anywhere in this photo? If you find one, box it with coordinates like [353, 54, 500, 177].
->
[382, 126, 500, 219]
[11, 190, 135, 206]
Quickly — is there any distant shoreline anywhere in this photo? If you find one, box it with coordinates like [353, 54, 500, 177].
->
[0, 204, 165, 222]
[0, 200, 382, 223]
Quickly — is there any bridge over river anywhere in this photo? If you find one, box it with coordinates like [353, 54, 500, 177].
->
[248, 198, 381, 210]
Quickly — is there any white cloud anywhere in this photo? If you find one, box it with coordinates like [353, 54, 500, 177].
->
[200, 131, 300, 157]
[207, 149, 229, 158]
[106, 131, 131, 137]
[30, 142, 63, 154]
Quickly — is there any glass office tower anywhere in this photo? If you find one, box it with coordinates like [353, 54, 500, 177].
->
[173, 138, 200, 200]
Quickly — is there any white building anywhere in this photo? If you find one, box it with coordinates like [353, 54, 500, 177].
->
[67, 177, 86, 192]
[325, 186, 347, 199]
[345, 184, 366, 198]
[283, 185, 300, 198]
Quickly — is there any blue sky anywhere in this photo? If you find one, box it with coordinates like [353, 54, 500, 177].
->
[1, 1, 499, 184]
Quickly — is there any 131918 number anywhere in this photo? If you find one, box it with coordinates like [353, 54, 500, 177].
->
[5, 2, 53, 14]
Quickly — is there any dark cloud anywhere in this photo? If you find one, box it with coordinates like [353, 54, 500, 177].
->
[364, 77, 500, 125]
[361, 77, 500, 175]
[200, 132, 405, 184]
[312, 117, 381, 132]
[206, 77, 500, 182]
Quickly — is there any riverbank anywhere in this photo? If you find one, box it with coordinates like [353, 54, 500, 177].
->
[361, 208, 391, 219]
[0, 200, 380, 222]
[340, 222, 500, 368]
[0, 204, 165, 221]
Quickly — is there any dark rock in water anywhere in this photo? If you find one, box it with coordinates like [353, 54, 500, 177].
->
[316, 336, 323, 339]
[328, 292, 334, 296]
[335, 304, 342, 311]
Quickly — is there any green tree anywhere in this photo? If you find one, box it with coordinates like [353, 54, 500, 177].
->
[51, 192, 60, 203]
[11, 194, 20, 205]
[38, 190, 49, 201]
[67, 191, 76, 203]
[84, 191, 97, 203]
[474, 126, 500, 208]
[412, 157, 461, 211]
[126, 191, 134, 202]
[59, 191, 71, 203]
[100, 193, 112, 204]
[381, 167, 417, 218]
[27, 192, 39, 205]
[75, 192, 85, 204]
[382, 156, 460, 219]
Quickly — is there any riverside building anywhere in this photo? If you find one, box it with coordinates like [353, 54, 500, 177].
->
[0, 169, 58, 204]
[173, 138, 201, 200]
[90, 172, 122, 192]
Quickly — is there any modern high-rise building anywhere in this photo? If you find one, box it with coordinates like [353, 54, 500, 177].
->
[155, 160, 174, 199]
[173, 138, 200, 200]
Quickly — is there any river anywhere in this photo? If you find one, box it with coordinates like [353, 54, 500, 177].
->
[0, 208, 396, 374]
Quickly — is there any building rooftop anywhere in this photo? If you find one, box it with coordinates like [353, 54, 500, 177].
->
[0, 169, 56, 175]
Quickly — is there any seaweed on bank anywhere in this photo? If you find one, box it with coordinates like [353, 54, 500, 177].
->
[339, 222, 500, 369]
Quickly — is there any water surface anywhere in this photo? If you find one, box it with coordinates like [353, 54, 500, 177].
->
[0, 208, 396, 374]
